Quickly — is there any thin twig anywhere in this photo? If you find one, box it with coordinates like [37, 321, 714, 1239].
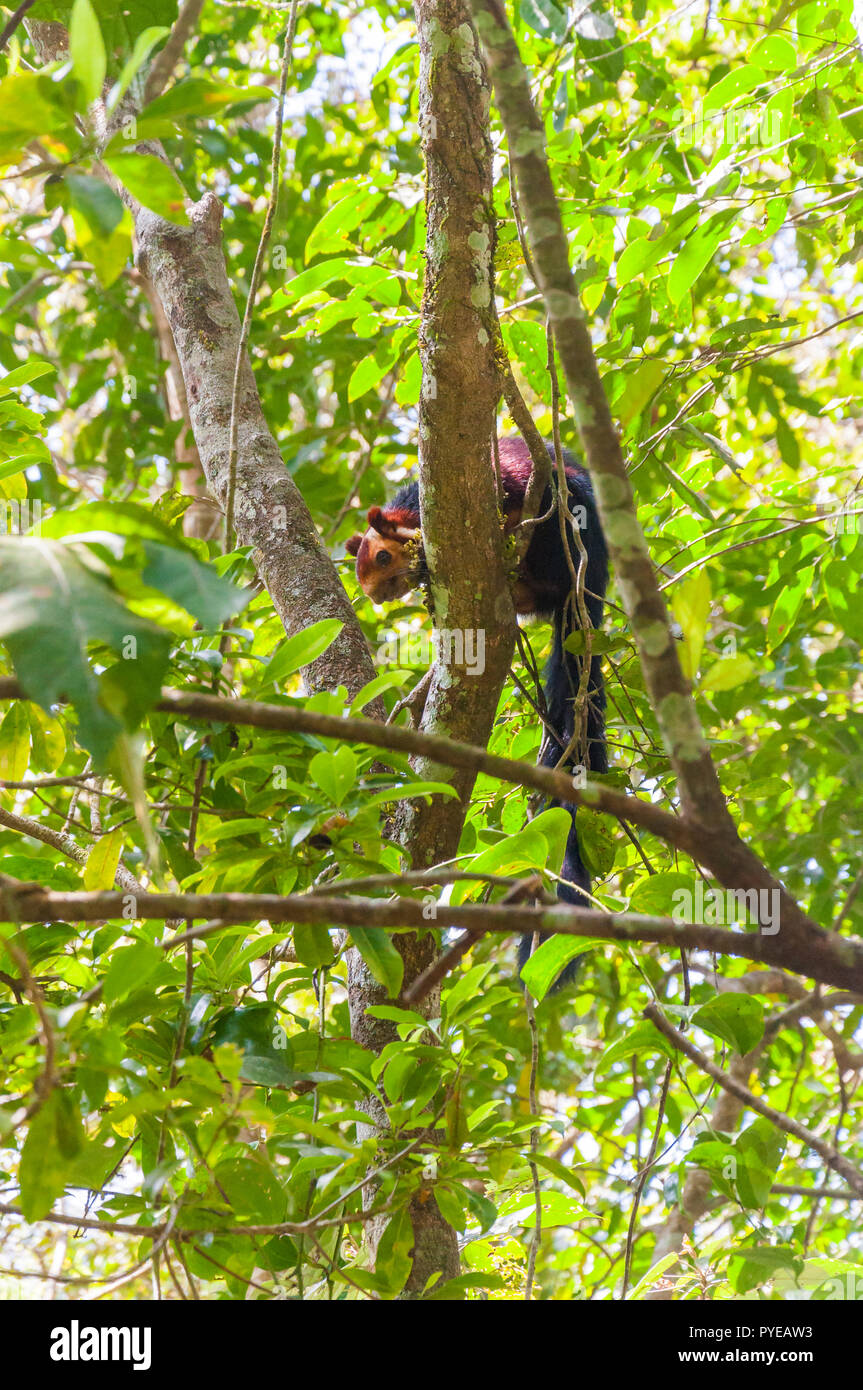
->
[143, 0, 207, 103]
[0, 0, 36, 53]
[621, 1060, 672, 1299]
[524, 930, 542, 1300]
[225, 0, 300, 546]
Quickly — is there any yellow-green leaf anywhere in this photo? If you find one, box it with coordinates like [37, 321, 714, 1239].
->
[0, 701, 30, 782]
[69, 0, 107, 106]
[672, 569, 711, 679]
[83, 827, 124, 891]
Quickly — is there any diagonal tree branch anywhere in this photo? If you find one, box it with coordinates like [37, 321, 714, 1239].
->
[143, 0, 207, 104]
[24, 19, 381, 712]
[133, 195, 380, 704]
[0, 0, 36, 52]
[644, 1003, 863, 1197]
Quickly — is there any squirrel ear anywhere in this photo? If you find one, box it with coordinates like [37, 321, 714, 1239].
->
[367, 506, 394, 538]
[345, 532, 363, 556]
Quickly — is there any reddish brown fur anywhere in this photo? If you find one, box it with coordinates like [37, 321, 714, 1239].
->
[346, 503, 420, 604]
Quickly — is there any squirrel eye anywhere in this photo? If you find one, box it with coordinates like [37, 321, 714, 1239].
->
[375, 550, 392, 568]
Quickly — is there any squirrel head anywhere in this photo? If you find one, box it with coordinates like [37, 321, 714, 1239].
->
[346, 507, 420, 603]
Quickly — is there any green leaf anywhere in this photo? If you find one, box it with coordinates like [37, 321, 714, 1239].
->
[364, 780, 459, 809]
[0, 361, 56, 394]
[596, 1020, 676, 1073]
[463, 1186, 498, 1232]
[20, 1092, 84, 1221]
[443, 962, 493, 1019]
[450, 809, 570, 905]
[141, 541, 250, 626]
[239, 1053, 303, 1089]
[309, 747, 357, 805]
[0, 539, 171, 763]
[266, 257, 368, 309]
[265, 619, 343, 686]
[104, 153, 189, 226]
[383, 1051, 416, 1102]
[305, 188, 381, 262]
[728, 1246, 801, 1296]
[693, 994, 764, 1055]
[671, 568, 711, 680]
[520, 933, 596, 999]
[40, 499, 185, 545]
[504, 1189, 584, 1229]
[210, 1004, 276, 1053]
[701, 653, 757, 693]
[65, 173, 125, 237]
[616, 236, 666, 289]
[424, 1272, 506, 1300]
[734, 1119, 786, 1209]
[394, 351, 421, 407]
[0, 75, 73, 164]
[103, 942, 162, 1003]
[766, 569, 813, 651]
[28, 706, 66, 772]
[750, 35, 796, 71]
[521, 0, 568, 41]
[365, 1004, 430, 1030]
[0, 700, 30, 781]
[628, 872, 693, 916]
[0, 456, 42, 482]
[615, 360, 664, 427]
[373, 1207, 413, 1295]
[70, 203, 134, 288]
[658, 460, 716, 522]
[562, 631, 628, 657]
[668, 214, 734, 306]
[348, 670, 408, 714]
[292, 922, 336, 968]
[107, 26, 171, 111]
[349, 928, 403, 997]
[703, 66, 767, 116]
[681, 423, 743, 473]
[83, 826, 124, 890]
[131, 78, 274, 139]
[69, 0, 107, 106]
[528, 1154, 586, 1196]
[576, 806, 617, 879]
[348, 350, 392, 402]
[29, 0, 178, 48]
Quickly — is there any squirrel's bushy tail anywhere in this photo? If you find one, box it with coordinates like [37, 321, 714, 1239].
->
[517, 467, 608, 991]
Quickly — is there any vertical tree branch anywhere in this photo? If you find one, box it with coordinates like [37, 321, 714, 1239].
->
[347, 0, 517, 1295]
